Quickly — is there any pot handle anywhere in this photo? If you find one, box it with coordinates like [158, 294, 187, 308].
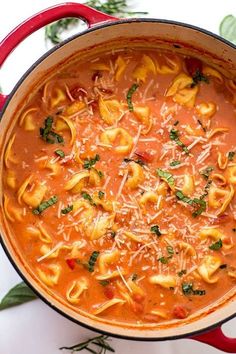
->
[0, 2, 117, 110]
[191, 326, 236, 353]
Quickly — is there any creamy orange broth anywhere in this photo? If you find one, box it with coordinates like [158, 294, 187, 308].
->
[2, 47, 236, 325]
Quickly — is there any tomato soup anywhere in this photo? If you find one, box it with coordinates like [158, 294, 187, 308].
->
[2, 46, 236, 325]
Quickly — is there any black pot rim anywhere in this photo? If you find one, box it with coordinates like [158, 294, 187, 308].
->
[1, 16, 236, 342]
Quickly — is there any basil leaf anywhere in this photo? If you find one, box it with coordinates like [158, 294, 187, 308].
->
[157, 168, 175, 188]
[228, 151, 235, 161]
[169, 129, 189, 154]
[87, 251, 100, 272]
[182, 282, 206, 296]
[55, 149, 65, 158]
[150, 225, 162, 236]
[220, 15, 236, 44]
[33, 196, 58, 215]
[200, 166, 214, 180]
[127, 83, 139, 112]
[0, 282, 37, 311]
[83, 154, 100, 169]
[209, 239, 223, 251]
[98, 191, 105, 199]
[170, 160, 181, 167]
[61, 205, 73, 214]
[40, 117, 64, 144]
[81, 191, 96, 206]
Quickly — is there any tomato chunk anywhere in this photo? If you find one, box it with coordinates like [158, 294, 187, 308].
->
[104, 285, 115, 299]
[135, 150, 154, 163]
[132, 293, 145, 303]
[185, 57, 203, 77]
[172, 305, 189, 319]
[66, 258, 76, 270]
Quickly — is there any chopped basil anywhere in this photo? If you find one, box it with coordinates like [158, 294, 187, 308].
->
[32, 196, 58, 215]
[178, 269, 187, 277]
[40, 117, 64, 144]
[170, 160, 181, 167]
[81, 192, 96, 206]
[97, 170, 104, 178]
[167, 246, 174, 255]
[182, 282, 206, 296]
[150, 225, 162, 236]
[98, 191, 105, 199]
[191, 69, 209, 87]
[200, 166, 214, 180]
[55, 149, 65, 158]
[127, 83, 139, 112]
[123, 157, 144, 166]
[99, 280, 110, 286]
[158, 256, 169, 264]
[169, 128, 189, 154]
[87, 251, 100, 272]
[83, 154, 100, 169]
[173, 120, 179, 126]
[131, 273, 138, 281]
[157, 168, 175, 188]
[228, 151, 235, 161]
[220, 264, 227, 269]
[209, 239, 223, 250]
[61, 205, 73, 214]
[175, 191, 206, 217]
[110, 231, 116, 238]
[197, 119, 206, 132]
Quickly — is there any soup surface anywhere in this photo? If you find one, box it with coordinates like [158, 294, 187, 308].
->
[2, 46, 236, 326]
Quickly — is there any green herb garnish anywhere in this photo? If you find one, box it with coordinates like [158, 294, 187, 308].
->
[150, 225, 162, 236]
[170, 160, 181, 167]
[157, 168, 175, 188]
[167, 246, 174, 255]
[170, 128, 189, 154]
[131, 273, 138, 281]
[87, 251, 100, 272]
[173, 120, 179, 126]
[61, 205, 73, 214]
[40, 117, 64, 144]
[83, 154, 100, 169]
[81, 192, 96, 206]
[200, 166, 214, 180]
[158, 256, 169, 264]
[32, 196, 58, 215]
[60, 334, 115, 353]
[123, 157, 144, 166]
[110, 231, 116, 238]
[127, 83, 139, 112]
[46, 0, 148, 45]
[175, 191, 207, 217]
[55, 149, 65, 158]
[182, 282, 206, 296]
[219, 15, 236, 45]
[0, 282, 37, 311]
[98, 191, 105, 199]
[178, 269, 187, 277]
[191, 69, 209, 87]
[228, 151, 235, 161]
[99, 280, 110, 286]
[209, 239, 223, 251]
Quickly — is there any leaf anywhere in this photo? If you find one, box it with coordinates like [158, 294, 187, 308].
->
[0, 282, 37, 311]
[220, 15, 236, 44]
[157, 168, 175, 188]
[32, 196, 58, 215]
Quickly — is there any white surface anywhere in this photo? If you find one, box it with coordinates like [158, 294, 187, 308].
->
[0, 1, 236, 353]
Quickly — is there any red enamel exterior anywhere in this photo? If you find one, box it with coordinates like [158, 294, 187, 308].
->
[0, 3, 235, 352]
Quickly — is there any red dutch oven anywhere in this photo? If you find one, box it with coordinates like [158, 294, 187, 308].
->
[0, 3, 236, 352]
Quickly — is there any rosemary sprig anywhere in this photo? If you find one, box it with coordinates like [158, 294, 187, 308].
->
[45, 0, 148, 44]
[60, 334, 115, 353]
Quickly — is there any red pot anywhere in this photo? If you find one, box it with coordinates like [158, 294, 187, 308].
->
[0, 3, 236, 352]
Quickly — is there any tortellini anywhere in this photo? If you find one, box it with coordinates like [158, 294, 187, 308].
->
[4, 194, 23, 222]
[37, 264, 61, 287]
[115, 56, 128, 81]
[92, 298, 125, 315]
[181, 175, 195, 196]
[55, 116, 76, 146]
[195, 102, 217, 119]
[133, 106, 152, 134]
[98, 97, 123, 125]
[98, 249, 120, 274]
[156, 55, 181, 74]
[226, 165, 236, 185]
[65, 171, 90, 193]
[125, 161, 144, 189]
[86, 214, 114, 240]
[197, 255, 221, 283]
[149, 274, 177, 289]
[208, 184, 234, 215]
[132, 54, 156, 82]
[4, 134, 17, 168]
[19, 108, 37, 131]
[100, 128, 133, 154]
[165, 73, 198, 108]
[66, 278, 88, 304]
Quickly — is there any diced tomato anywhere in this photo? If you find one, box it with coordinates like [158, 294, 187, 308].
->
[172, 305, 189, 319]
[66, 258, 76, 270]
[223, 236, 231, 245]
[185, 57, 203, 77]
[135, 150, 154, 163]
[132, 301, 144, 314]
[104, 285, 115, 299]
[132, 293, 145, 303]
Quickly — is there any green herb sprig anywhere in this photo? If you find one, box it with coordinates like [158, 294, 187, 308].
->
[61, 205, 73, 214]
[87, 251, 100, 272]
[209, 239, 223, 251]
[45, 0, 148, 45]
[182, 282, 206, 296]
[170, 128, 189, 155]
[150, 225, 162, 236]
[60, 334, 115, 353]
[157, 168, 175, 188]
[83, 154, 100, 169]
[40, 117, 64, 144]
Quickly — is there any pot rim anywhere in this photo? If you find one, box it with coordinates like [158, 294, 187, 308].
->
[1, 17, 236, 341]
